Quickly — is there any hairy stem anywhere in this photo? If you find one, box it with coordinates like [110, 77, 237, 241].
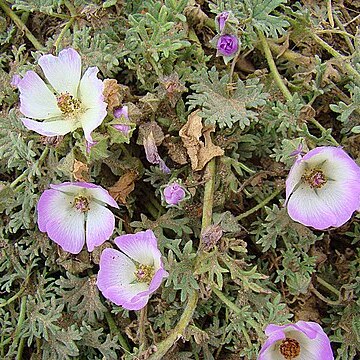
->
[236, 187, 283, 221]
[14, 296, 27, 359]
[310, 32, 360, 84]
[0, 0, 44, 51]
[54, 17, 75, 53]
[147, 158, 217, 359]
[138, 306, 148, 350]
[104, 311, 131, 353]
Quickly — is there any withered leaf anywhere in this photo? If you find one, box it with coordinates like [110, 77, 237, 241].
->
[103, 79, 122, 111]
[179, 110, 224, 171]
[72, 159, 90, 182]
[108, 170, 138, 204]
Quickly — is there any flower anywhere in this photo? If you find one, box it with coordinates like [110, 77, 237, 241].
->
[258, 321, 334, 360]
[37, 182, 118, 254]
[286, 146, 360, 230]
[163, 182, 186, 206]
[113, 106, 131, 135]
[143, 131, 170, 174]
[96, 230, 168, 310]
[216, 11, 229, 32]
[216, 34, 239, 57]
[17, 48, 107, 143]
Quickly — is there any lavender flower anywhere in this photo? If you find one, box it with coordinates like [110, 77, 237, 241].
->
[286, 146, 360, 230]
[163, 182, 186, 206]
[143, 131, 170, 174]
[217, 34, 239, 57]
[17, 48, 107, 143]
[37, 182, 118, 254]
[216, 11, 229, 32]
[96, 230, 168, 310]
[113, 105, 131, 135]
[258, 321, 334, 360]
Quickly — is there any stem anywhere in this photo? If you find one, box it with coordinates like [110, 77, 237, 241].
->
[315, 275, 341, 297]
[309, 118, 339, 146]
[147, 291, 199, 360]
[201, 158, 216, 232]
[258, 30, 292, 102]
[13, 296, 27, 359]
[310, 32, 360, 84]
[54, 17, 75, 53]
[146, 158, 217, 359]
[0, 0, 44, 51]
[235, 187, 283, 221]
[104, 311, 131, 353]
[138, 306, 148, 349]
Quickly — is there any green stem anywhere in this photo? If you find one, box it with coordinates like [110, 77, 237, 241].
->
[147, 291, 199, 360]
[309, 118, 339, 146]
[146, 158, 217, 359]
[54, 17, 75, 53]
[13, 296, 27, 359]
[316, 275, 341, 297]
[310, 32, 360, 84]
[104, 311, 131, 353]
[235, 187, 283, 221]
[0, 0, 44, 51]
[258, 30, 292, 102]
[63, 0, 77, 17]
[201, 158, 216, 232]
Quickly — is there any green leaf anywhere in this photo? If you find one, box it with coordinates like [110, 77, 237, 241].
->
[187, 67, 268, 129]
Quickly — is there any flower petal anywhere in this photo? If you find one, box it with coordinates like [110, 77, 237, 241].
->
[85, 202, 115, 252]
[22, 117, 76, 137]
[102, 283, 149, 310]
[78, 67, 105, 109]
[37, 189, 85, 254]
[97, 248, 136, 292]
[86, 186, 119, 208]
[78, 105, 107, 144]
[38, 48, 81, 97]
[18, 71, 61, 120]
[258, 330, 285, 360]
[114, 230, 161, 267]
[287, 185, 338, 230]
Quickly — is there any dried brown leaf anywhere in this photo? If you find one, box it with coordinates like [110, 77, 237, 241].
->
[72, 159, 90, 182]
[108, 170, 139, 204]
[179, 110, 224, 171]
[103, 79, 122, 111]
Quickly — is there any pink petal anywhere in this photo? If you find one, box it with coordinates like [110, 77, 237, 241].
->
[18, 71, 61, 120]
[22, 117, 76, 137]
[38, 48, 81, 97]
[102, 283, 149, 310]
[37, 189, 85, 254]
[114, 230, 161, 267]
[85, 202, 116, 251]
[97, 248, 136, 291]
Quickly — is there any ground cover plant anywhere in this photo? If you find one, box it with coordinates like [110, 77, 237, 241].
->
[1, 0, 360, 359]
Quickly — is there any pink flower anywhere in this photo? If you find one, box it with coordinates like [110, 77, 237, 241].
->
[163, 182, 186, 206]
[258, 321, 333, 360]
[97, 230, 168, 310]
[113, 106, 131, 135]
[216, 11, 229, 32]
[37, 182, 118, 254]
[17, 48, 107, 143]
[286, 146, 360, 230]
[216, 34, 239, 57]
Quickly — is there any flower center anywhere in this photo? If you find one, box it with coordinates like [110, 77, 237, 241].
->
[279, 338, 301, 359]
[135, 264, 155, 283]
[57, 92, 82, 116]
[302, 169, 327, 188]
[73, 195, 90, 212]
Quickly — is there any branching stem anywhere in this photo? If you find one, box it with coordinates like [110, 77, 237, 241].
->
[0, 0, 44, 50]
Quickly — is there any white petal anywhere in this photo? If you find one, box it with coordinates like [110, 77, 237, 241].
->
[18, 71, 61, 120]
[85, 202, 115, 251]
[78, 67, 105, 108]
[37, 189, 85, 254]
[78, 105, 107, 143]
[38, 48, 81, 96]
[22, 117, 77, 137]
[97, 248, 136, 291]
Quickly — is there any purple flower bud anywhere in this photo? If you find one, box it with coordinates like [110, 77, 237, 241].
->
[216, 11, 229, 32]
[11, 74, 21, 88]
[217, 34, 239, 57]
[113, 124, 131, 136]
[114, 106, 129, 119]
[163, 183, 186, 205]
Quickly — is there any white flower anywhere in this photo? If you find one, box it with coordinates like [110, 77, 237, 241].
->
[17, 48, 107, 143]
